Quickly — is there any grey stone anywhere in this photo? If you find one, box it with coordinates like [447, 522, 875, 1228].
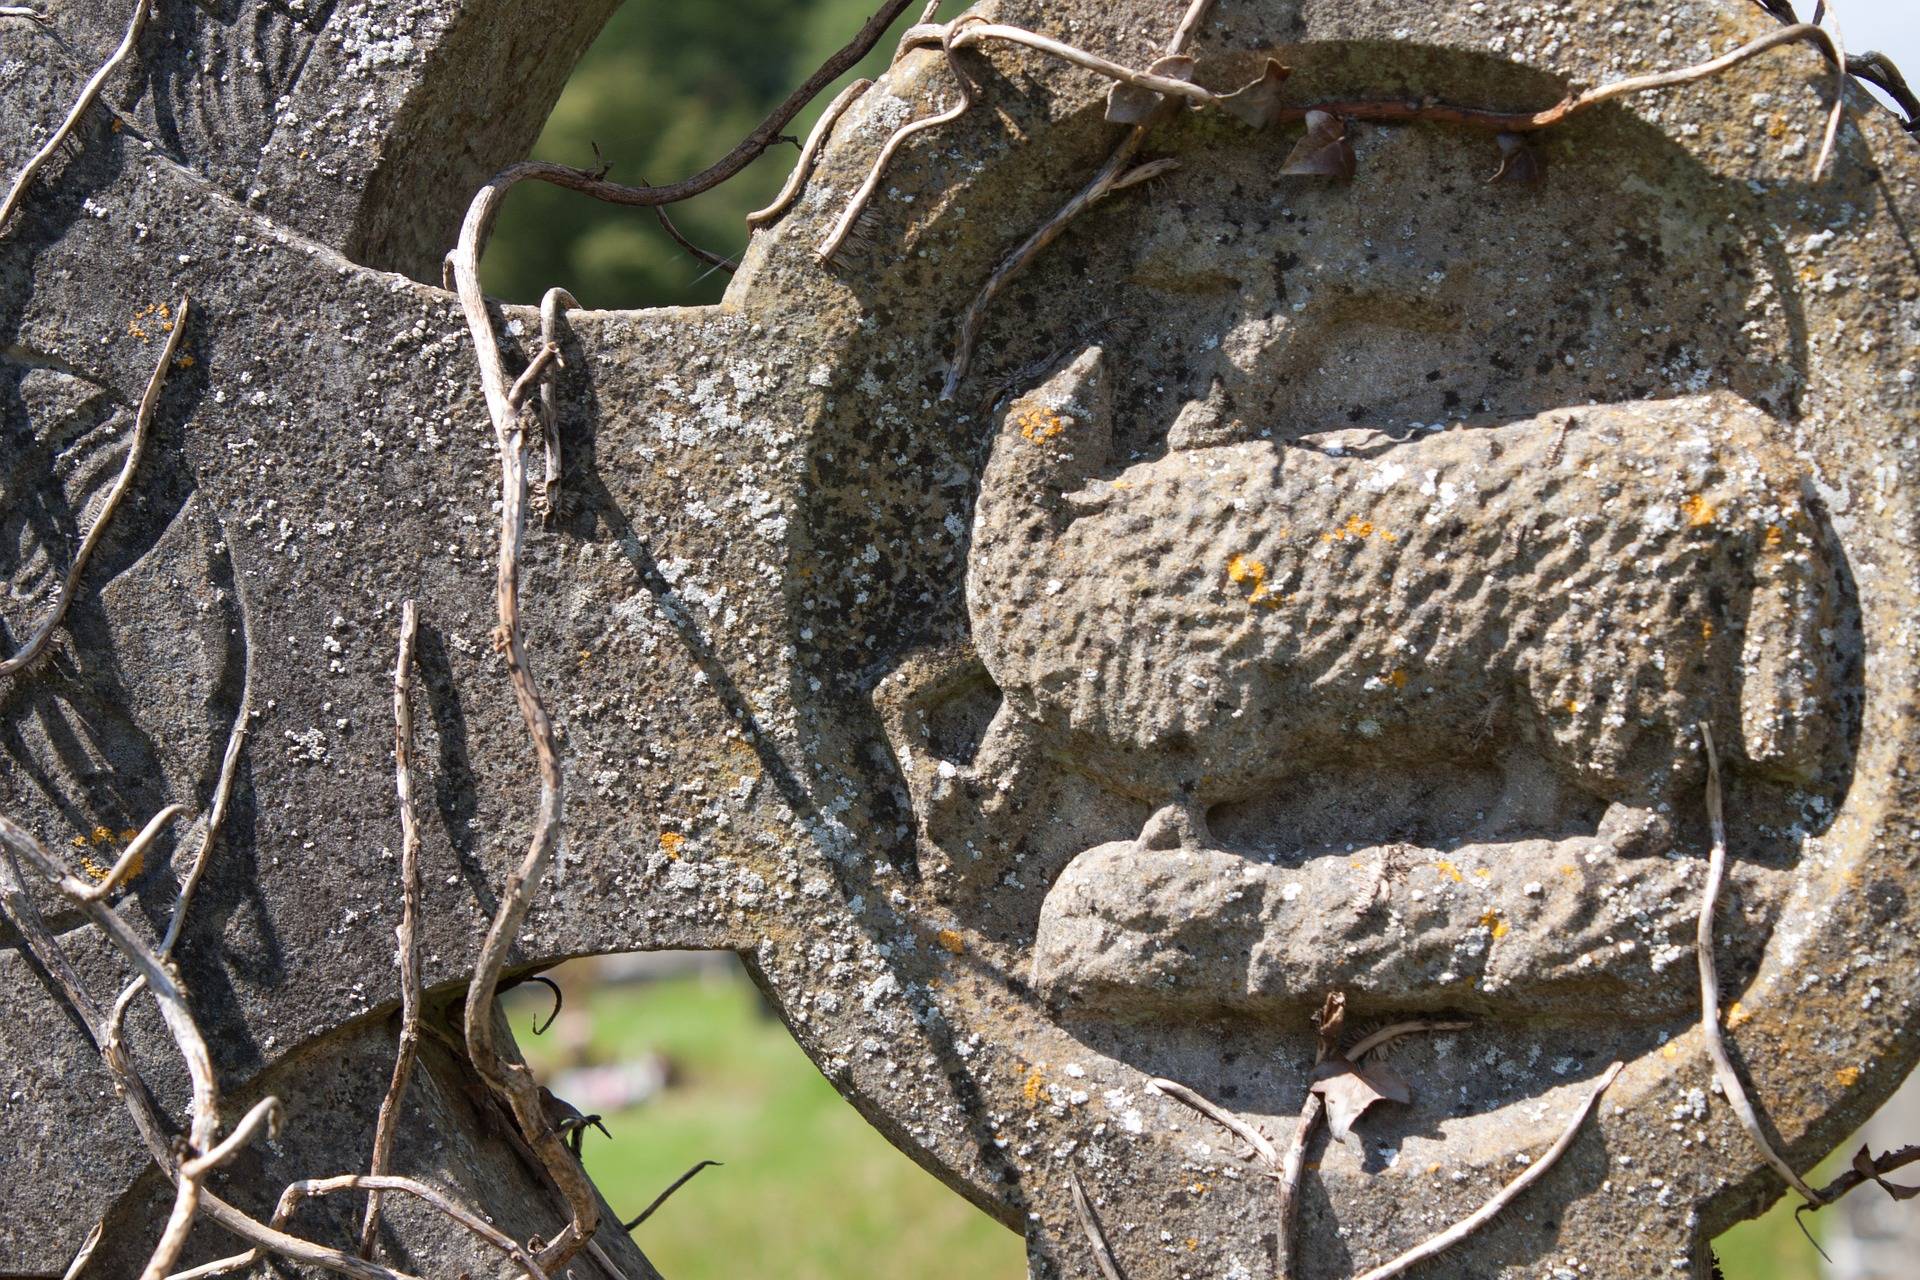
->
[2, 1, 1919, 1278]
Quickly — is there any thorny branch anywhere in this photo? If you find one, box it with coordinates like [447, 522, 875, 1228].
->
[1751, 0, 1920, 131]
[0, 0, 149, 232]
[1697, 722, 1826, 1205]
[1, 292, 187, 676]
[358, 601, 425, 1259]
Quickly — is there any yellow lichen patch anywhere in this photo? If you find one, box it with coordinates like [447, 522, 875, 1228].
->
[1764, 525, 1784, 550]
[1188, 1182, 1209, 1195]
[127, 301, 176, 343]
[658, 831, 686, 859]
[1725, 1000, 1753, 1030]
[1472, 867, 1491, 879]
[1016, 407, 1069, 443]
[1700, 618, 1714, 643]
[91, 825, 113, 844]
[1227, 553, 1281, 606]
[117, 828, 138, 842]
[1559, 864, 1577, 876]
[172, 353, 195, 370]
[1185, 1239, 1199, 1251]
[1766, 112, 1787, 139]
[1022, 1064, 1047, 1106]
[1321, 514, 1396, 543]
[1834, 1065, 1861, 1087]
[1681, 494, 1717, 527]
[1434, 860, 1464, 884]
[1478, 910, 1509, 940]
[935, 928, 966, 956]
[1661, 1043, 1680, 1060]
[1387, 668, 1408, 690]
[1563, 699, 1582, 715]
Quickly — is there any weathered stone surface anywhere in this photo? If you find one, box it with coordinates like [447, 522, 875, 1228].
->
[3, 1, 1919, 1278]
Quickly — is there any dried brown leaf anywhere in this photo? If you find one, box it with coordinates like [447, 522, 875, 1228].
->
[1281, 110, 1355, 179]
[1854, 1144, 1920, 1201]
[1218, 58, 1290, 128]
[1310, 1055, 1410, 1147]
[1104, 54, 1195, 124]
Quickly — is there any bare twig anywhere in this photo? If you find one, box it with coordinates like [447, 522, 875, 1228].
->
[1147, 1077, 1279, 1166]
[1346, 1020, 1473, 1061]
[3, 820, 417, 1280]
[357, 601, 425, 1259]
[2, 814, 230, 1280]
[0, 6, 51, 19]
[160, 664, 253, 959]
[450, 178, 598, 1264]
[1697, 722, 1826, 1204]
[60, 1220, 104, 1280]
[941, 0, 1214, 398]
[747, 78, 873, 228]
[75, 803, 184, 899]
[817, 16, 982, 264]
[636, 177, 736, 273]
[0, 0, 149, 231]
[181, 1097, 283, 1178]
[1349, 1062, 1621, 1280]
[536, 288, 577, 525]
[524, 973, 565, 1035]
[1850, 51, 1920, 132]
[1068, 1167, 1125, 1280]
[2, 294, 187, 676]
[624, 1159, 723, 1230]
[185, 1175, 543, 1280]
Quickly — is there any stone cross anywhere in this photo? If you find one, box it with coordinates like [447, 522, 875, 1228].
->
[3, 1, 1918, 1278]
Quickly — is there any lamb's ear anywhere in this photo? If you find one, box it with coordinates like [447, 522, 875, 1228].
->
[979, 346, 1112, 509]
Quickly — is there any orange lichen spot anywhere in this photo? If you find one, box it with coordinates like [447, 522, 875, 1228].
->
[171, 354, 194, 369]
[111, 118, 123, 133]
[1835, 1065, 1861, 1087]
[1764, 525, 1784, 549]
[935, 928, 966, 956]
[1559, 864, 1577, 877]
[1023, 1064, 1047, 1106]
[1189, 1182, 1208, 1195]
[117, 828, 138, 842]
[1478, 910, 1509, 940]
[71, 835, 88, 848]
[1726, 1001, 1752, 1030]
[1661, 1043, 1680, 1060]
[91, 826, 113, 844]
[658, 831, 686, 859]
[1321, 514, 1395, 543]
[1426, 1162, 1442, 1175]
[1185, 1239, 1199, 1251]
[1681, 494, 1716, 527]
[1227, 553, 1281, 606]
[1434, 860, 1464, 884]
[1563, 698, 1582, 715]
[1016, 407, 1069, 443]
[1701, 618, 1715, 643]
[1387, 668, 1408, 690]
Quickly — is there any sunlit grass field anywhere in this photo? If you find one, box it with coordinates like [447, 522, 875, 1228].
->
[506, 960, 1837, 1280]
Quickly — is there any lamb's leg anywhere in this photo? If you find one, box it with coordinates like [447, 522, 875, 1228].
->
[919, 701, 1047, 890]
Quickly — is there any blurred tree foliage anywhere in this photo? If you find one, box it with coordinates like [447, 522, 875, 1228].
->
[483, 0, 924, 310]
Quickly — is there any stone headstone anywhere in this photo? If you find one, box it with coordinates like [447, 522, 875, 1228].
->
[3, 1, 1918, 1278]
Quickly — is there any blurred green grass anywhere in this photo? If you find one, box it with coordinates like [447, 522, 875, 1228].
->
[504, 961, 1023, 1280]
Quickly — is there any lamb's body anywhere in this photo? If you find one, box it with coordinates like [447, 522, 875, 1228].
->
[966, 348, 1842, 817]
